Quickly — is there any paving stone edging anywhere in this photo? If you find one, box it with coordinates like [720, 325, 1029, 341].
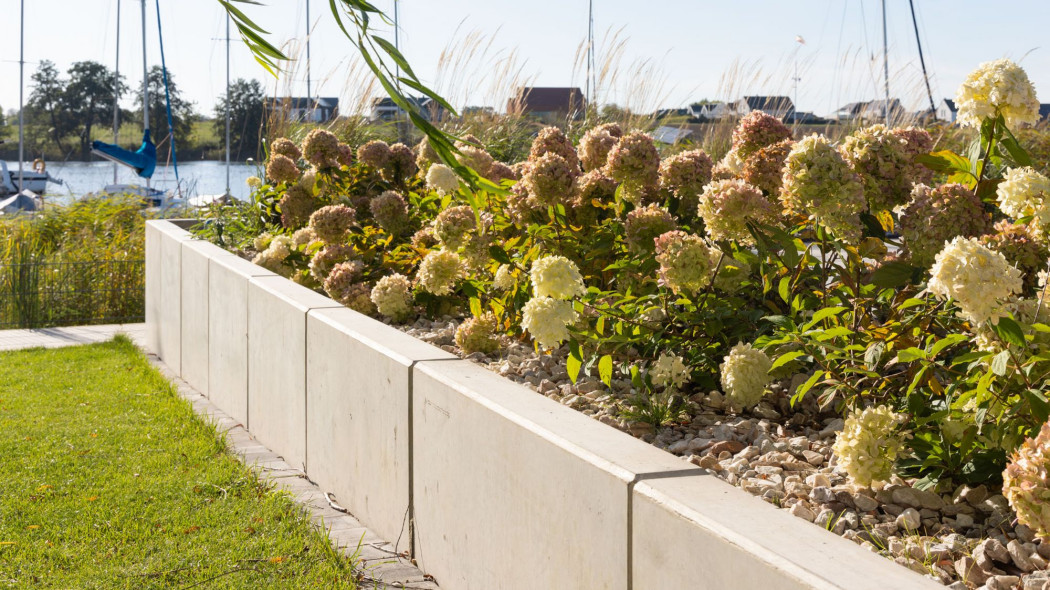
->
[147, 219, 943, 590]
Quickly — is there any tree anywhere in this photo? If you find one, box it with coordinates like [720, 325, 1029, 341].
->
[135, 66, 197, 155]
[27, 60, 75, 153]
[65, 61, 127, 158]
[213, 78, 265, 160]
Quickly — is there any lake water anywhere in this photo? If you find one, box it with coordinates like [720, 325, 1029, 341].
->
[5, 160, 261, 204]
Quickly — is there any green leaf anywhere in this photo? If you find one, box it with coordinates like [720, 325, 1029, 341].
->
[897, 347, 928, 363]
[803, 306, 848, 330]
[1025, 389, 1050, 423]
[778, 276, 791, 304]
[469, 297, 482, 319]
[567, 352, 583, 385]
[598, 355, 613, 388]
[928, 334, 969, 358]
[991, 350, 1010, 376]
[993, 317, 1026, 348]
[864, 341, 886, 370]
[791, 370, 824, 406]
[916, 150, 972, 176]
[871, 261, 917, 288]
[770, 350, 805, 371]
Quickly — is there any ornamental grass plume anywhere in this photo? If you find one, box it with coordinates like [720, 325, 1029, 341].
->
[322, 260, 366, 304]
[1004, 422, 1050, 540]
[997, 167, 1050, 233]
[266, 154, 300, 184]
[624, 204, 677, 253]
[530, 255, 585, 300]
[654, 231, 719, 295]
[417, 250, 465, 296]
[980, 221, 1049, 294]
[529, 126, 580, 172]
[719, 342, 772, 409]
[382, 143, 419, 184]
[371, 274, 414, 321]
[270, 137, 302, 160]
[455, 313, 500, 354]
[370, 191, 410, 235]
[279, 185, 317, 229]
[308, 205, 356, 245]
[522, 153, 576, 206]
[928, 236, 1023, 326]
[301, 128, 340, 168]
[732, 111, 793, 159]
[433, 205, 476, 251]
[832, 405, 907, 487]
[357, 139, 391, 169]
[426, 164, 461, 196]
[901, 183, 993, 267]
[955, 59, 1040, 129]
[309, 244, 356, 281]
[697, 179, 777, 245]
[521, 296, 576, 350]
[659, 149, 714, 205]
[579, 126, 620, 172]
[780, 135, 866, 243]
[741, 139, 794, 197]
[605, 132, 660, 205]
[650, 353, 690, 389]
[840, 124, 918, 213]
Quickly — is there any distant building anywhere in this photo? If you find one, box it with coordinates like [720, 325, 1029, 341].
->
[734, 96, 795, 120]
[833, 102, 865, 122]
[507, 87, 586, 121]
[859, 99, 906, 124]
[651, 126, 693, 145]
[369, 96, 447, 123]
[653, 108, 691, 119]
[461, 106, 496, 117]
[689, 102, 736, 120]
[1040, 104, 1050, 123]
[936, 99, 958, 124]
[265, 96, 339, 123]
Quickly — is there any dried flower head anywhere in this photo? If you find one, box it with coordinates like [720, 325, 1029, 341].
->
[732, 111, 792, 159]
[270, 137, 301, 160]
[529, 126, 580, 172]
[323, 260, 366, 303]
[266, 154, 301, 185]
[279, 185, 317, 229]
[433, 205, 476, 251]
[309, 244, 355, 281]
[523, 153, 576, 206]
[382, 143, 419, 183]
[455, 313, 500, 354]
[741, 139, 794, 197]
[357, 140, 391, 169]
[659, 149, 714, 203]
[579, 126, 619, 172]
[1004, 422, 1050, 539]
[301, 128, 340, 168]
[625, 204, 677, 253]
[370, 190, 410, 235]
[308, 205, 356, 244]
[697, 179, 777, 245]
[605, 132, 660, 204]
[901, 183, 992, 267]
[654, 231, 719, 295]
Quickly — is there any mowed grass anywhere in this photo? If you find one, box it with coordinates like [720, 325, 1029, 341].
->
[0, 336, 357, 589]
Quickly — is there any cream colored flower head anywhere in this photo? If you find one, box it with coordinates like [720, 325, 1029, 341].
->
[832, 405, 907, 487]
[650, 353, 690, 390]
[371, 274, 414, 321]
[455, 313, 500, 355]
[417, 250, 465, 296]
[719, 342, 772, 409]
[928, 236, 1023, 326]
[246, 175, 262, 188]
[521, 296, 576, 350]
[781, 134, 866, 243]
[1004, 422, 1050, 539]
[530, 255, 585, 300]
[426, 163, 460, 196]
[955, 59, 1040, 129]
[697, 179, 777, 245]
[493, 264, 516, 291]
[997, 167, 1050, 232]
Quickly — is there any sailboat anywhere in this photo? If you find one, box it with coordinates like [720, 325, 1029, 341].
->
[91, 0, 183, 210]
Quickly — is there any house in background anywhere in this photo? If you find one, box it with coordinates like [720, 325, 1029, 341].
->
[1040, 104, 1050, 123]
[265, 97, 339, 123]
[369, 96, 448, 123]
[734, 96, 795, 120]
[936, 99, 958, 124]
[507, 87, 587, 122]
[651, 126, 694, 145]
[833, 102, 865, 122]
[689, 102, 736, 120]
[859, 99, 906, 124]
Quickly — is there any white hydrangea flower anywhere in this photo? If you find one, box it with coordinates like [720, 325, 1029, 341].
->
[650, 353, 690, 389]
[928, 236, 1023, 326]
[521, 296, 576, 349]
[530, 255, 585, 300]
[719, 342, 772, 408]
[832, 406, 907, 487]
[267, 235, 292, 260]
[780, 134, 866, 243]
[493, 264, 516, 291]
[417, 250, 465, 296]
[426, 163, 461, 196]
[997, 167, 1050, 232]
[291, 227, 318, 247]
[246, 175, 262, 188]
[955, 59, 1040, 129]
[371, 274, 414, 321]
[253, 232, 273, 252]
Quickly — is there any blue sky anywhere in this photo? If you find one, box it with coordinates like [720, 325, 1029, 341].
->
[2, 0, 1048, 119]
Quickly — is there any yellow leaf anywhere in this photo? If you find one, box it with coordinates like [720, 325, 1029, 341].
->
[87, 496, 98, 502]
[26, 525, 39, 530]
[0, 542, 15, 545]
[269, 556, 285, 563]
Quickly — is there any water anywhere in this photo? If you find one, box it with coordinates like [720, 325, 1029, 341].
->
[6, 160, 262, 204]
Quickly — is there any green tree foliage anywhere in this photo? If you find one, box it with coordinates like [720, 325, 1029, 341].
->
[65, 61, 128, 159]
[27, 60, 75, 153]
[213, 78, 265, 160]
[134, 66, 197, 155]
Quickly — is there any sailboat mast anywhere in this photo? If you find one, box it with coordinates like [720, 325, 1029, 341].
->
[908, 0, 937, 120]
[18, 0, 25, 193]
[306, 0, 311, 117]
[881, 0, 890, 127]
[225, 13, 231, 195]
[113, 0, 121, 184]
[141, 0, 149, 189]
[586, 0, 593, 107]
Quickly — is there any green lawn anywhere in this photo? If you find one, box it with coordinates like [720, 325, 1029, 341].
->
[0, 337, 358, 589]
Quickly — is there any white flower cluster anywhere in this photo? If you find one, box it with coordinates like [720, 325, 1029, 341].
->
[650, 353, 690, 389]
[417, 250, 465, 296]
[426, 163, 461, 196]
[251, 234, 292, 273]
[696, 179, 776, 244]
[1003, 422, 1050, 539]
[831, 405, 907, 487]
[719, 342, 772, 408]
[928, 236, 1023, 326]
[780, 135, 866, 243]
[370, 274, 414, 321]
[530, 256, 585, 300]
[997, 167, 1050, 233]
[521, 297, 576, 350]
[955, 59, 1040, 129]
[492, 264, 516, 291]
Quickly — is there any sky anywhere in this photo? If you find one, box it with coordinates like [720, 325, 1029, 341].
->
[1, 0, 1048, 120]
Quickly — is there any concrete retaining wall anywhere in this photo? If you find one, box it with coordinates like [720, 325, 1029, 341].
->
[145, 219, 941, 590]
